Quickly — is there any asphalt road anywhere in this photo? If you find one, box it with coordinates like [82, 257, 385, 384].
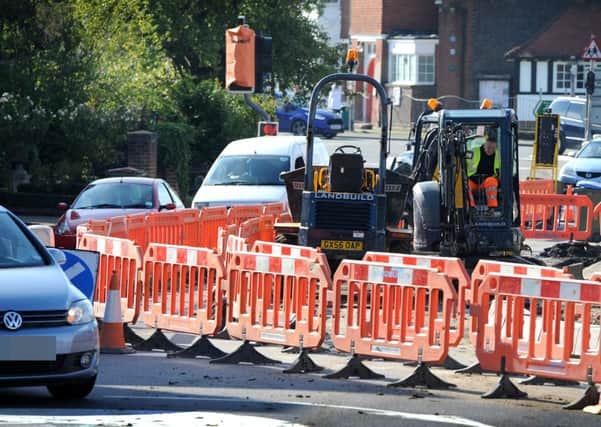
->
[1, 336, 599, 427]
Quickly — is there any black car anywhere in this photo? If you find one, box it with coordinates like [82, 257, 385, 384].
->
[548, 96, 601, 153]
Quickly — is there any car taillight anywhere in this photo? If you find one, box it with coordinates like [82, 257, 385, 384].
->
[70, 210, 81, 220]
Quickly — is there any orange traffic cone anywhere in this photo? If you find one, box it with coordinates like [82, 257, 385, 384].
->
[99, 271, 135, 354]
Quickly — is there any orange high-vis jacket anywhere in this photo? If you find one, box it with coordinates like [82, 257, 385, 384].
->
[225, 25, 255, 90]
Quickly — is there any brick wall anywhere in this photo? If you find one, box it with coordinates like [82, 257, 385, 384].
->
[350, 0, 383, 34]
[436, 0, 566, 102]
[127, 131, 157, 178]
[382, 0, 437, 34]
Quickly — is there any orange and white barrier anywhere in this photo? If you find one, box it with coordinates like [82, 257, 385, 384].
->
[251, 240, 331, 279]
[330, 260, 457, 364]
[520, 193, 593, 241]
[362, 252, 469, 347]
[198, 206, 228, 250]
[227, 204, 264, 228]
[519, 179, 555, 195]
[225, 251, 331, 350]
[469, 260, 573, 346]
[141, 243, 226, 336]
[475, 273, 601, 383]
[78, 234, 143, 323]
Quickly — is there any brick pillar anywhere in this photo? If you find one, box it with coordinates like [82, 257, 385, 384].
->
[127, 131, 157, 177]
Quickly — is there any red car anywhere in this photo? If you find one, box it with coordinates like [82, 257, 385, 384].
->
[54, 177, 184, 249]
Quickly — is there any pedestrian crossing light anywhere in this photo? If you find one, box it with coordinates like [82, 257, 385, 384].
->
[258, 121, 278, 136]
[346, 48, 358, 72]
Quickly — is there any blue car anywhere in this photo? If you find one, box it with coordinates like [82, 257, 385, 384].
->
[276, 103, 343, 139]
[548, 96, 601, 153]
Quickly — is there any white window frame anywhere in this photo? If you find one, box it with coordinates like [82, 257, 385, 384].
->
[417, 55, 435, 84]
[553, 62, 571, 93]
[553, 61, 594, 94]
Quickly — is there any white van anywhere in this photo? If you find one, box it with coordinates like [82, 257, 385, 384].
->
[192, 136, 329, 209]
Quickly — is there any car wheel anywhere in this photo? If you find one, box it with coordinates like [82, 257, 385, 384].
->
[47, 375, 96, 400]
[291, 120, 307, 136]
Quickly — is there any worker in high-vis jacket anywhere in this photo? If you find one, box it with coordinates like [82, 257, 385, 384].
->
[467, 130, 500, 210]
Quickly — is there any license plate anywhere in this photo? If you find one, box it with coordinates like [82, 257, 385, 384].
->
[320, 239, 363, 251]
[0, 336, 56, 361]
[330, 124, 342, 130]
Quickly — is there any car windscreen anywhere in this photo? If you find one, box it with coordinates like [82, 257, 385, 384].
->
[72, 182, 154, 209]
[577, 141, 601, 159]
[0, 213, 45, 268]
[204, 155, 290, 185]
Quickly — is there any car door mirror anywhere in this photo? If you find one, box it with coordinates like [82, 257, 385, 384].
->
[161, 202, 176, 211]
[47, 247, 67, 265]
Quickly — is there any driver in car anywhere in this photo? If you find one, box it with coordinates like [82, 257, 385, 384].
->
[467, 130, 500, 211]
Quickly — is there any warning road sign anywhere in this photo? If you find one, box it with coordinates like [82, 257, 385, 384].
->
[582, 38, 601, 60]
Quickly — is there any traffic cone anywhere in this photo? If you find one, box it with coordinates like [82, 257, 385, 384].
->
[99, 271, 135, 354]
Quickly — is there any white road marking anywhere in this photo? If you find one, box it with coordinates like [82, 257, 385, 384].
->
[64, 261, 85, 280]
[0, 410, 300, 427]
[105, 395, 493, 427]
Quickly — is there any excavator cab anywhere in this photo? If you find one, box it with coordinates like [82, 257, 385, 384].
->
[409, 108, 523, 259]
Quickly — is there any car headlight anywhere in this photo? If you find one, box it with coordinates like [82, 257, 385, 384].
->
[559, 164, 575, 178]
[315, 114, 326, 120]
[67, 299, 94, 325]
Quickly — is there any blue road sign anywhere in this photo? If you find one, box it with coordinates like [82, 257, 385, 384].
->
[60, 249, 99, 301]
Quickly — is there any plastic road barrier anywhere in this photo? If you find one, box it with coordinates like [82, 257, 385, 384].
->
[362, 252, 468, 347]
[224, 251, 331, 350]
[469, 260, 573, 346]
[475, 272, 601, 383]
[78, 233, 143, 323]
[141, 243, 226, 336]
[330, 260, 457, 364]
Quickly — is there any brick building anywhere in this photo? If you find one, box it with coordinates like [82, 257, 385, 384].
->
[345, 0, 570, 125]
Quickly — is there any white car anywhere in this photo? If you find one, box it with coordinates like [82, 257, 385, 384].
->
[192, 136, 329, 209]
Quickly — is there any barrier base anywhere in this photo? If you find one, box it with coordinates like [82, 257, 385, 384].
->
[481, 374, 527, 399]
[520, 375, 580, 387]
[388, 362, 456, 389]
[563, 384, 600, 410]
[283, 349, 324, 374]
[405, 354, 466, 371]
[323, 354, 384, 380]
[166, 335, 226, 359]
[210, 340, 281, 365]
[215, 327, 231, 340]
[123, 323, 146, 346]
[132, 328, 183, 353]
[455, 361, 486, 375]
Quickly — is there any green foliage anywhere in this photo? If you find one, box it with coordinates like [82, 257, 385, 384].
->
[0, 0, 342, 199]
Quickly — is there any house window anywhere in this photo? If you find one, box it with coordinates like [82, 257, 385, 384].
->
[554, 61, 592, 93]
[553, 62, 571, 92]
[417, 55, 435, 84]
[390, 54, 435, 85]
[391, 54, 415, 83]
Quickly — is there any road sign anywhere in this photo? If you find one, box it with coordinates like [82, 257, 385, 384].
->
[258, 121, 278, 136]
[582, 38, 601, 60]
[60, 249, 99, 301]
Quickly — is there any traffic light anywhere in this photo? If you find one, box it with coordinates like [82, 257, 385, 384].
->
[258, 121, 278, 136]
[586, 70, 595, 95]
[225, 23, 256, 93]
[255, 34, 273, 94]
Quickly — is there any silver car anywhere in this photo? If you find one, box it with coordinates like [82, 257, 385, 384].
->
[559, 138, 601, 186]
[0, 205, 99, 399]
